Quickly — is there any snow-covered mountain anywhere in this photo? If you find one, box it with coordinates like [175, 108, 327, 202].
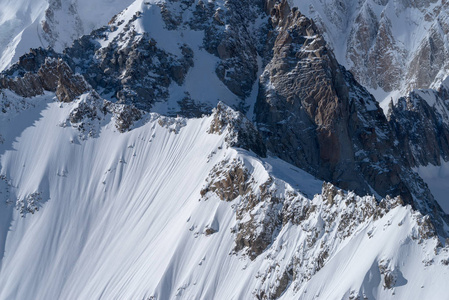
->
[2, 0, 444, 214]
[2, 0, 449, 107]
[1, 91, 448, 299]
[1, 0, 449, 299]
[291, 0, 449, 106]
[0, 0, 134, 71]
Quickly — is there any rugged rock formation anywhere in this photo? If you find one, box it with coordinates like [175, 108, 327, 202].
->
[256, 1, 357, 186]
[388, 87, 449, 167]
[254, 0, 448, 231]
[65, 27, 195, 109]
[209, 102, 267, 157]
[291, 0, 449, 96]
[346, 5, 406, 92]
[68, 92, 143, 136]
[171, 0, 263, 99]
[0, 54, 90, 102]
[200, 157, 440, 298]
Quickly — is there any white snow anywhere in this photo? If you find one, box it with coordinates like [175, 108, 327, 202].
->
[0, 92, 448, 299]
[0, 1, 448, 298]
[0, 0, 134, 71]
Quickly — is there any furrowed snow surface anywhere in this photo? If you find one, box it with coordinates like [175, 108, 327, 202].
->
[0, 92, 448, 299]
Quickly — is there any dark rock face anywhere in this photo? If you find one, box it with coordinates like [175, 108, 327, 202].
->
[254, 0, 448, 230]
[154, 0, 275, 118]
[161, 0, 264, 101]
[388, 88, 449, 167]
[256, 0, 382, 193]
[0, 56, 90, 102]
[256, 1, 356, 185]
[64, 27, 194, 110]
[2, 48, 60, 76]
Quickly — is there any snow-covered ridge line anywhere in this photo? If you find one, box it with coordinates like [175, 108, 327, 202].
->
[1, 91, 448, 299]
[1, 0, 445, 224]
[200, 153, 445, 298]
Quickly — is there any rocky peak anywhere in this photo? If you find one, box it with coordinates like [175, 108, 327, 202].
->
[256, 0, 361, 187]
[0, 0, 447, 233]
[285, 0, 449, 103]
[254, 1, 449, 231]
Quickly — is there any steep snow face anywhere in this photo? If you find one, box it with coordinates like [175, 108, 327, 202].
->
[0, 93, 448, 299]
[0, 0, 134, 71]
[291, 0, 449, 105]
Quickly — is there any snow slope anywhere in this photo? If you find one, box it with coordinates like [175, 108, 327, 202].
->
[0, 0, 134, 71]
[0, 92, 448, 299]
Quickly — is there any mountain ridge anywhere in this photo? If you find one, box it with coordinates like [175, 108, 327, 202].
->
[1, 0, 449, 299]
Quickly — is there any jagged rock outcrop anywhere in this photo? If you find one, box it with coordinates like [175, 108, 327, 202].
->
[346, 5, 406, 92]
[201, 158, 279, 259]
[209, 102, 267, 157]
[200, 157, 441, 298]
[65, 26, 195, 109]
[0, 55, 90, 102]
[256, 1, 358, 186]
[254, 0, 448, 231]
[388, 87, 449, 167]
[68, 92, 143, 137]
[175, 0, 263, 99]
[291, 0, 449, 97]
